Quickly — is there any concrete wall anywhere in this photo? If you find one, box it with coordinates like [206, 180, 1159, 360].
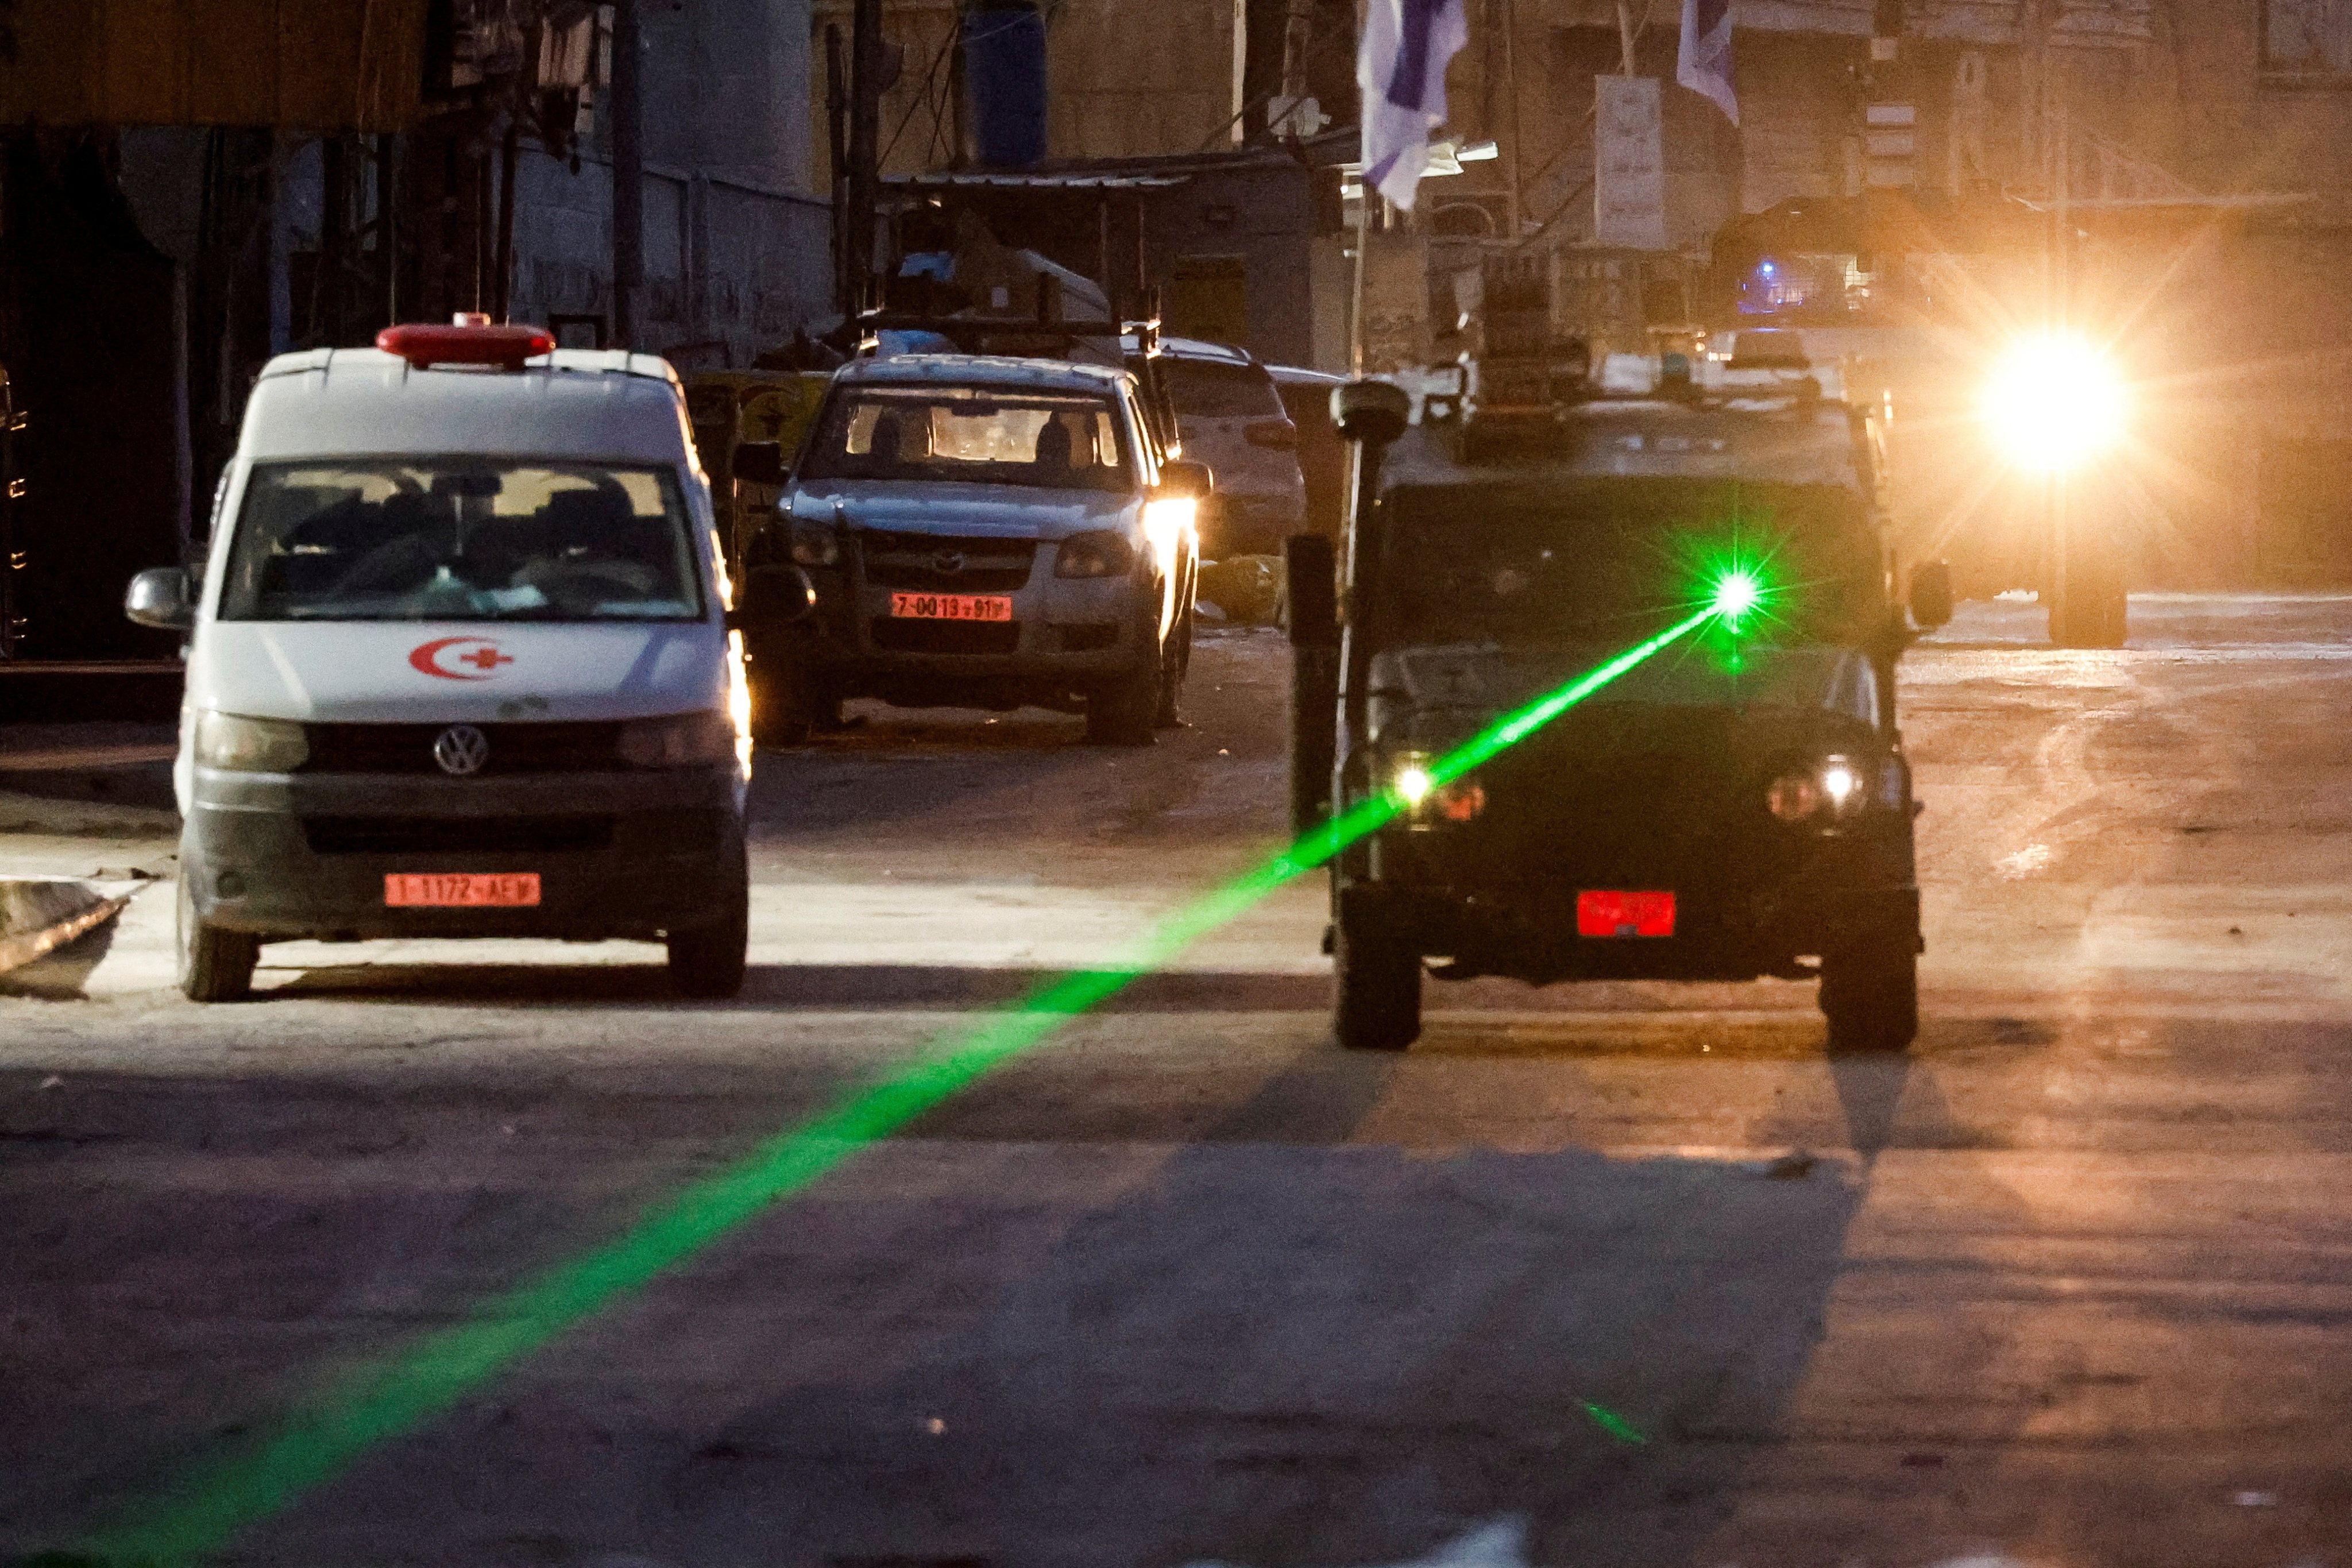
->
[811, 0, 1239, 186]
[122, 0, 833, 372]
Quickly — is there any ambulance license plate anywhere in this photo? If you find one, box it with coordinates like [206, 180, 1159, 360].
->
[385, 872, 542, 907]
[889, 592, 1013, 621]
[1577, 890, 1675, 938]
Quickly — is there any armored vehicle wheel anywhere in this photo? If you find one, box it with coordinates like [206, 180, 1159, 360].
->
[2048, 555, 2127, 649]
[1334, 908, 1422, 1051]
[1087, 656, 1161, 746]
[1819, 936, 1918, 1053]
[176, 872, 258, 1003]
[667, 892, 749, 999]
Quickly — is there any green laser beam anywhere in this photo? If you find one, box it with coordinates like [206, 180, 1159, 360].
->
[84, 605, 1718, 1568]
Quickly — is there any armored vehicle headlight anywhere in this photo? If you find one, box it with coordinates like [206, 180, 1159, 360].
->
[1056, 530, 1136, 579]
[1387, 751, 1486, 827]
[1767, 772, 1821, 822]
[1390, 752, 1435, 807]
[1768, 756, 1872, 824]
[1983, 332, 2127, 472]
[790, 520, 841, 568]
[194, 712, 309, 773]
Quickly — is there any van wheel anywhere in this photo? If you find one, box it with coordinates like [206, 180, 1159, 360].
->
[1334, 906, 1420, 1051]
[668, 893, 749, 999]
[1819, 936, 1918, 1053]
[1087, 658, 1160, 746]
[176, 873, 258, 1003]
[1154, 607, 1192, 728]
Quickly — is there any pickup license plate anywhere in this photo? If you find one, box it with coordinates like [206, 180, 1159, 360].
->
[1577, 890, 1675, 938]
[890, 592, 1013, 621]
[385, 872, 542, 907]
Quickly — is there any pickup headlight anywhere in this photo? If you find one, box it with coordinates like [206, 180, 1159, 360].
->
[1767, 755, 1872, 824]
[790, 520, 841, 568]
[194, 712, 308, 772]
[619, 710, 739, 768]
[1056, 530, 1137, 579]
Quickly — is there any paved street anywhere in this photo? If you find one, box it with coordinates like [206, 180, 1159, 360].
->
[6, 596, 2352, 1567]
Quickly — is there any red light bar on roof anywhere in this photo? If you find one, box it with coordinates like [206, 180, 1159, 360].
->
[377, 317, 556, 370]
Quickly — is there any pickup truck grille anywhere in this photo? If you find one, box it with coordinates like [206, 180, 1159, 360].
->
[859, 530, 1037, 592]
[870, 619, 1021, 655]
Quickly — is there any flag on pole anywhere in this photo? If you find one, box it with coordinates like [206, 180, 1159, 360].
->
[1357, 0, 1470, 211]
[1677, 0, 1738, 126]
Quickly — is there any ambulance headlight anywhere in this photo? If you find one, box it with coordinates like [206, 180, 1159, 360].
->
[194, 712, 310, 773]
[619, 710, 739, 768]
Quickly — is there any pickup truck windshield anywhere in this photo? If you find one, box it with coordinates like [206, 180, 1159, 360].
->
[218, 461, 701, 622]
[798, 389, 1132, 493]
[1374, 478, 1879, 649]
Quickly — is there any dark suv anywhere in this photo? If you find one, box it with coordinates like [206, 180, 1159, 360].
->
[1288, 379, 1952, 1052]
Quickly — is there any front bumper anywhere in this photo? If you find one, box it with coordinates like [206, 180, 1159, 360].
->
[183, 764, 746, 941]
[1355, 822, 1920, 983]
[787, 544, 1159, 703]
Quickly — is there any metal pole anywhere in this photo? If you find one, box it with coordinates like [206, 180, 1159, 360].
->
[493, 119, 520, 323]
[378, 132, 399, 326]
[1349, 183, 1368, 373]
[1503, 0, 1526, 237]
[847, 0, 885, 314]
[1231, 0, 1250, 144]
[825, 23, 851, 314]
[611, 0, 645, 347]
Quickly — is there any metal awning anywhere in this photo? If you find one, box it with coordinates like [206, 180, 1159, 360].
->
[884, 172, 1193, 192]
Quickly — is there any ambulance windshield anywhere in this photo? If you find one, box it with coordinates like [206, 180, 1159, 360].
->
[217, 461, 702, 622]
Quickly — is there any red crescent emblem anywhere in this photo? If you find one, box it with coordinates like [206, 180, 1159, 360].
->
[408, 637, 515, 681]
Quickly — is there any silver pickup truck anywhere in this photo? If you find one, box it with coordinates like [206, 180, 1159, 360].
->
[750, 353, 1207, 746]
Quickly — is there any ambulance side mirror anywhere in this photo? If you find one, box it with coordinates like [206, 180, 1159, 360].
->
[1908, 560, 1954, 631]
[728, 564, 816, 631]
[732, 442, 787, 487]
[125, 566, 195, 631]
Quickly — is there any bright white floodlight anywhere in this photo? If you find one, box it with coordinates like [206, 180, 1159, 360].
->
[1982, 332, 2128, 473]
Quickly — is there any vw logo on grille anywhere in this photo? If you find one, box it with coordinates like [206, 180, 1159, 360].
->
[432, 724, 490, 777]
[930, 550, 965, 574]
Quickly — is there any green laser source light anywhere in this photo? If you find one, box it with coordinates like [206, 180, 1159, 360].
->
[1710, 569, 1762, 623]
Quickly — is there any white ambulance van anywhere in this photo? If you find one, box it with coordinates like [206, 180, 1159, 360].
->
[125, 319, 799, 1003]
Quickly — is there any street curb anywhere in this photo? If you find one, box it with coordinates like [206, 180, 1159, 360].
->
[0, 878, 141, 975]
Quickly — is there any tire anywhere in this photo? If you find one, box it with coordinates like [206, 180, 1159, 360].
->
[176, 871, 258, 1003]
[667, 887, 749, 999]
[2048, 552, 2127, 649]
[1087, 657, 1161, 747]
[1819, 935, 1918, 1054]
[748, 655, 835, 747]
[1154, 605, 1193, 728]
[1334, 905, 1421, 1051]
[1290, 646, 1338, 837]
